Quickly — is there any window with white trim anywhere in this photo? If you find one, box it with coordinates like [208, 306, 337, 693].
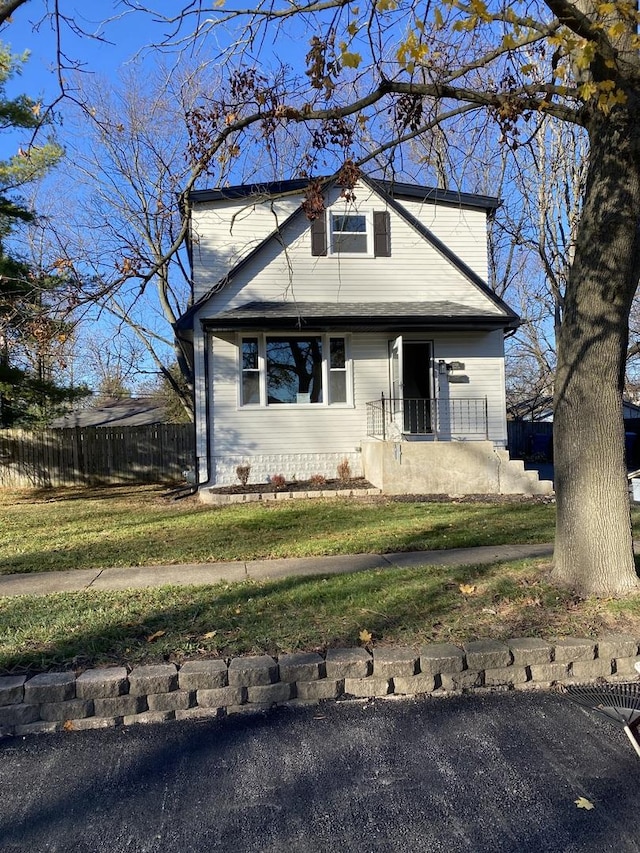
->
[328, 337, 347, 403]
[240, 334, 350, 406]
[311, 210, 391, 257]
[330, 213, 368, 254]
[241, 337, 260, 404]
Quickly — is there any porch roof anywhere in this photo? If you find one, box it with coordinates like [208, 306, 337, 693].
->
[199, 300, 519, 332]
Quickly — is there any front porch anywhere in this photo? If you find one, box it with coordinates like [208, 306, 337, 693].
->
[361, 438, 554, 496]
[366, 395, 489, 441]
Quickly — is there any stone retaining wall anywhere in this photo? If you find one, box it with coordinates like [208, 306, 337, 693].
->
[2, 635, 639, 737]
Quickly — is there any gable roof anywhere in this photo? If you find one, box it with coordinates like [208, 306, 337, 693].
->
[176, 175, 516, 332]
[188, 177, 501, 212]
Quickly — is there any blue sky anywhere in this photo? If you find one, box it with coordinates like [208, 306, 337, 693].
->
[0, 3, 192, 392]
[1, 2, 169, 154]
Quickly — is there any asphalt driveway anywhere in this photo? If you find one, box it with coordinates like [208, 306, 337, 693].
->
[1, 690, 639, 853]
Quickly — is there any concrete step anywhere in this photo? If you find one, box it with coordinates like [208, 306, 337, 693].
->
[498, 453, 554, 496]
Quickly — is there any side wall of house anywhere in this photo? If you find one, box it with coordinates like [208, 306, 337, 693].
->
[201, 328, 507, 486]
[191, 196, 301, 300]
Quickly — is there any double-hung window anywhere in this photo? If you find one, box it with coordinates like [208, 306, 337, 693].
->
[330, 213, 368, 254]
[240, 334, 350, 406]
[311, 209, 391, 257]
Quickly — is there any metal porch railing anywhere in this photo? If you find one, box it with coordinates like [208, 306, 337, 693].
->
[366, 395, 489, 440]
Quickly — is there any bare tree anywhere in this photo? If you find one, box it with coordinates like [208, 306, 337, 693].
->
[4, 1, 640, 594]
[41, 63, 219, 419]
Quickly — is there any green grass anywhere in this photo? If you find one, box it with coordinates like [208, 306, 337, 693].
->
[2, 485, 639, 676]
[2, 556, 640, 675]
[0, 485, 558, 574]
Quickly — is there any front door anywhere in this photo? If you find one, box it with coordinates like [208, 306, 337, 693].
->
[389, 337, 433, 434]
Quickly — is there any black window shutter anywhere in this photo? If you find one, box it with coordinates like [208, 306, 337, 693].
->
[373, 211, 391, 257]
[311, 216, 327, 256]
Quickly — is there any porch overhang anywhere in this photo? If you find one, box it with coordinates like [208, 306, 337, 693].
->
[199, 301, 520, 333]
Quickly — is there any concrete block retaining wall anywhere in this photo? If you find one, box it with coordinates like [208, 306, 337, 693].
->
[201, 487, 382, 506]
[1, 636, 639, 737]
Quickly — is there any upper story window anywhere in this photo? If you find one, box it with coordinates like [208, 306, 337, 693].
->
[331, 213, 368, 254]
[311, 209, 391, 258]
[240, 334, 350, 407]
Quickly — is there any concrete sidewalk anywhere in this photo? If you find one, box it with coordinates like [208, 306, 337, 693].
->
[0, 542, 554, 597]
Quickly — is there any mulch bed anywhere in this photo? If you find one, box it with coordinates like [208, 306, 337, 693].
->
[206, 478, 554, 503]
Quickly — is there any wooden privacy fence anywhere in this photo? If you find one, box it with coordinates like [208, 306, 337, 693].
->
[0, 424, 195, 487]
[507, 421, 553, 460]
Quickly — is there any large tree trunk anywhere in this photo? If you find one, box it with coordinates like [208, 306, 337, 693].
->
[552, 103, 640, 596]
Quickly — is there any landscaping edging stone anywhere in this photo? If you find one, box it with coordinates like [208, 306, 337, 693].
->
[1, 634, 639, 737]
[202, 487, 382, 505]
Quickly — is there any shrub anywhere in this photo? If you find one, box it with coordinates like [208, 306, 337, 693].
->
[309, 473, 327, 486]
[236, 464, 251, 486]
[337, 458, 351, 481]
[269, 473, 286, 490]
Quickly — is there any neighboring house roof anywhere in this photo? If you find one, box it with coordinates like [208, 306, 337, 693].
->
[51, 397, 168, 428]
[176, 174, 518, 333]
[625, 399, 640, 418]
[508, 395, 640, 421]
[200, 301, 516, 332]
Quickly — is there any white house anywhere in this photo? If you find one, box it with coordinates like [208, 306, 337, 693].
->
[176, 174, 552, 497]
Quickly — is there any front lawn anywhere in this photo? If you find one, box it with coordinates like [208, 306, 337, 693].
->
[2, 554, 639, 674]
[2, 486, 639, 676]
[0, 485, 559, 574]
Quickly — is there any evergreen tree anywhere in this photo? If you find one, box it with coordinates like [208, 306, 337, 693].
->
[0, 42, 87, 426]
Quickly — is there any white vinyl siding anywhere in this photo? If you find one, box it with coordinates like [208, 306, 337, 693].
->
[431, 330, 507, 443]
[190, 181, 501, 314]
[203, 206, 502, 316]
[208, 329, 506, 465]
[399, 198, 490, 282]
[191, 196, 300, 300]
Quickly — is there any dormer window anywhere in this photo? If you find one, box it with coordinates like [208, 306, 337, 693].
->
[311, 209, 391, 257]
[331, 213, 368, 254]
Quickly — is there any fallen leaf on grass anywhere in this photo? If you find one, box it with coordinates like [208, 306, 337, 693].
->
[575, 797, 595, 810]
[146, 630, 166, 643]
[202, 631, 218, 640]
[359, 629, 373, 643]
[459, 583, 477, 596]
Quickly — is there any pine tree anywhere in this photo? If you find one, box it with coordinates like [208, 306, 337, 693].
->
[0, 42, 87, 426]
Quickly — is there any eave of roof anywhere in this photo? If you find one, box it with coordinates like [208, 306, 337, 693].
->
[199, 301, 519, 333]
[188, 177, 500, 212]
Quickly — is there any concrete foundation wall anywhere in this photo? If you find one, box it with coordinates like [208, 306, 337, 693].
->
[362, 439, 552, 495]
